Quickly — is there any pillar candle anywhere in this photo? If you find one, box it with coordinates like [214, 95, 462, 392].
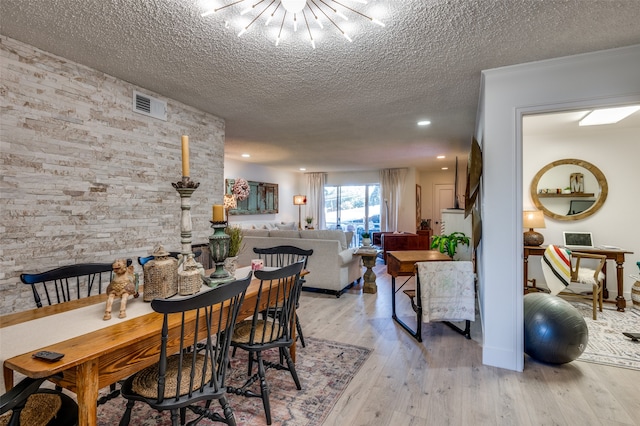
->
[181, 135, 190, 177]
[212, 205, 224, 222]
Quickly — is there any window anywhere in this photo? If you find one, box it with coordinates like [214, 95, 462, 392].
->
[324, 184, 380, 245]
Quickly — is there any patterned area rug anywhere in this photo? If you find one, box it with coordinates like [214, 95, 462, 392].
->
[96, 338, 371, 425]
[571, 302, 640, 370]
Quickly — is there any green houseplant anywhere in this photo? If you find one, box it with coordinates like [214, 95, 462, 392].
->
[224, 226, 244, 275]
[225, 226, 244, 257]
[431, 231, 470, 258]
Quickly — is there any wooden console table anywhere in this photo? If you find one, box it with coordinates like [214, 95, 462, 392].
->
[524, 245, 633, 311]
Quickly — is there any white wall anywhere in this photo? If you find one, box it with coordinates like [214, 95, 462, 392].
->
[523, 118, 640, 296]
[224, 158, 301, 225]
[478, 44, 640, 371]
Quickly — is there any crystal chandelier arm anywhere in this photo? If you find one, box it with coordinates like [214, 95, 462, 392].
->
[309, 0, 352, 41]
[201, 0, 248, 17]
[302, 10, 316, 48]
[275, 11, 288, 45]
[328, 0, 385, 25]
[241, 0, 268, 15]
[238, 1, 277, 35]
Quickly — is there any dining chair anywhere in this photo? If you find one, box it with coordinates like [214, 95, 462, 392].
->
[20, 262, 125, 308]
[20, 260, 133, 405]
[227, 261, 305, 425]
[0, 376, 78, 426]
[252, 245, 313, 347]
[118, 273, 252, 426]
[138, 250, 202, 266]
[541, 244, 606, 319]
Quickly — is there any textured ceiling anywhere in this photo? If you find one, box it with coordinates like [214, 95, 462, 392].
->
[2, 0, 640, 172]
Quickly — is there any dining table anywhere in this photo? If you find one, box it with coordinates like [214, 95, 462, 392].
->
[0, 266, 298, 426]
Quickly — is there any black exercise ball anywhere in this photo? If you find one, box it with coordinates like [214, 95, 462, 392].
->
[523, 292, 589, 364]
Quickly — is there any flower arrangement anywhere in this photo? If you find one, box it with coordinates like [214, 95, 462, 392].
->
[232, 178, 250, 201]
[305, 216, 313, 224]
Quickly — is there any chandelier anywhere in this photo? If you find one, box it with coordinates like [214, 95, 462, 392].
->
[201, 0, 385, 48]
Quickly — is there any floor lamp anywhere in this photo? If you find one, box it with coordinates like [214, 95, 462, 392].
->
[293, 195, 307, 230]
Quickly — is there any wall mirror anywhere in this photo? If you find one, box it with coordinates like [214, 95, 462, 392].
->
[530, 158, 608, 221]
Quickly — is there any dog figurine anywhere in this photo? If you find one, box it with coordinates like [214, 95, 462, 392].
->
[104, 259, 138, 320]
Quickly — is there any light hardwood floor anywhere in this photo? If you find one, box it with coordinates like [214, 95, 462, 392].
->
[298, 261, 640, 426]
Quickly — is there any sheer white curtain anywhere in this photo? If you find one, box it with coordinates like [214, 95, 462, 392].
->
[305, 172, 327, 229]
[379, 168, 407, 232]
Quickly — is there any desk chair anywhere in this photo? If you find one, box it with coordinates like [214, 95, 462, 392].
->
[252, 246, 313, 347]
[541, 245, 606, 320]
[119, 273, 252, 426]
[227, 261, 304, 425]
[0, 376, 78, 426]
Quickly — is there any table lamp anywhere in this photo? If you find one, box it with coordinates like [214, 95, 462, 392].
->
[293, 195, 307, 230]
[523, 210, 546, 246]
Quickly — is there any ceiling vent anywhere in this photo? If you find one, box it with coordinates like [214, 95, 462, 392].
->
[133, 90, 167, 121]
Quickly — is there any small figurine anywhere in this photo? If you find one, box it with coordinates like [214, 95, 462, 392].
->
[104, 259, 138, 320]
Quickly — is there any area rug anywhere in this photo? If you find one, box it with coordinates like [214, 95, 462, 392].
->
[571, 302, 640, 371]
[96, 337, 371, 426]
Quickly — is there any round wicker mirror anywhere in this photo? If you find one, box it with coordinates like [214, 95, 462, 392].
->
[530, 159, 608, 221]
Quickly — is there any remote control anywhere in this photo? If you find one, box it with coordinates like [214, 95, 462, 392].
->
[32, 350, 65, 362]
[622, 332, 640, 342]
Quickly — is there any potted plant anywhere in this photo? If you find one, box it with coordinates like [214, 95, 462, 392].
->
[305, 216, 314, 229]
[224, 226, 244, 275]
[431, 231, 470, 259]
[361, 232, 371, 247]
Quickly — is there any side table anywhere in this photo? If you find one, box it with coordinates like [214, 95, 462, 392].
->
[354, 248, 380, 294]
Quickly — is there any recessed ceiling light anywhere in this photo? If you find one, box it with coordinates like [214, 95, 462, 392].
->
[241, 153, 250, 158]
[441, 167, 448, 170]
[437, 155, 445, 159]
[579, 105, 640, 126]
[299, 168, 306, 171]
[417, 120, 431, 126]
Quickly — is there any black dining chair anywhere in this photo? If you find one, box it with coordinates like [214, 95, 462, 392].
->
[227, 261, 304, 425]
[20, 262, 123, 308]
[0, 376, 78, 426]
[138, 250, 202, 266]
[252, 246, 313, 347]
[118, 273, 252, 426]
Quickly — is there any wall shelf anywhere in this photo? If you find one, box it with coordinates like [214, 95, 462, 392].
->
[538, 193, 594, 198]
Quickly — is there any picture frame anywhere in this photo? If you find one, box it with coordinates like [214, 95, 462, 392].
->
[225, 179, 279, 215]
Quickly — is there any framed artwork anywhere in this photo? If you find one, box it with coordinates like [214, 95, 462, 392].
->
[416, 184, 422, 231]
[225, 179, 279, 215]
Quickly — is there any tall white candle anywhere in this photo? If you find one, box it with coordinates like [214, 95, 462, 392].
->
[181, 135, 190, 177]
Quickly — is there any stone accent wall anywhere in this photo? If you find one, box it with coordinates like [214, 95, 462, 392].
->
[0, 36, 225, 315]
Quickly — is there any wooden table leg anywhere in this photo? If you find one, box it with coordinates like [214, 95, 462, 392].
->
[615, 260, 626, 312]
[77, 359, 99, 426]
[3, 365, 13, 391]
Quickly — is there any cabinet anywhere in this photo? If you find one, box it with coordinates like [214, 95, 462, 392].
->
[440, 209, 473, 261]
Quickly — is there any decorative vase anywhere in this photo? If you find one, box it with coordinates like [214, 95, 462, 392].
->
[362, 237, 371, 247]
[224, 256, 239, 276]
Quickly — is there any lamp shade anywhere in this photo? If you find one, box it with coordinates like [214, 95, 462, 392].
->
[293, 195, 307, 206]
[523, 210, 545, 246]
[523, 210, 545, 229]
